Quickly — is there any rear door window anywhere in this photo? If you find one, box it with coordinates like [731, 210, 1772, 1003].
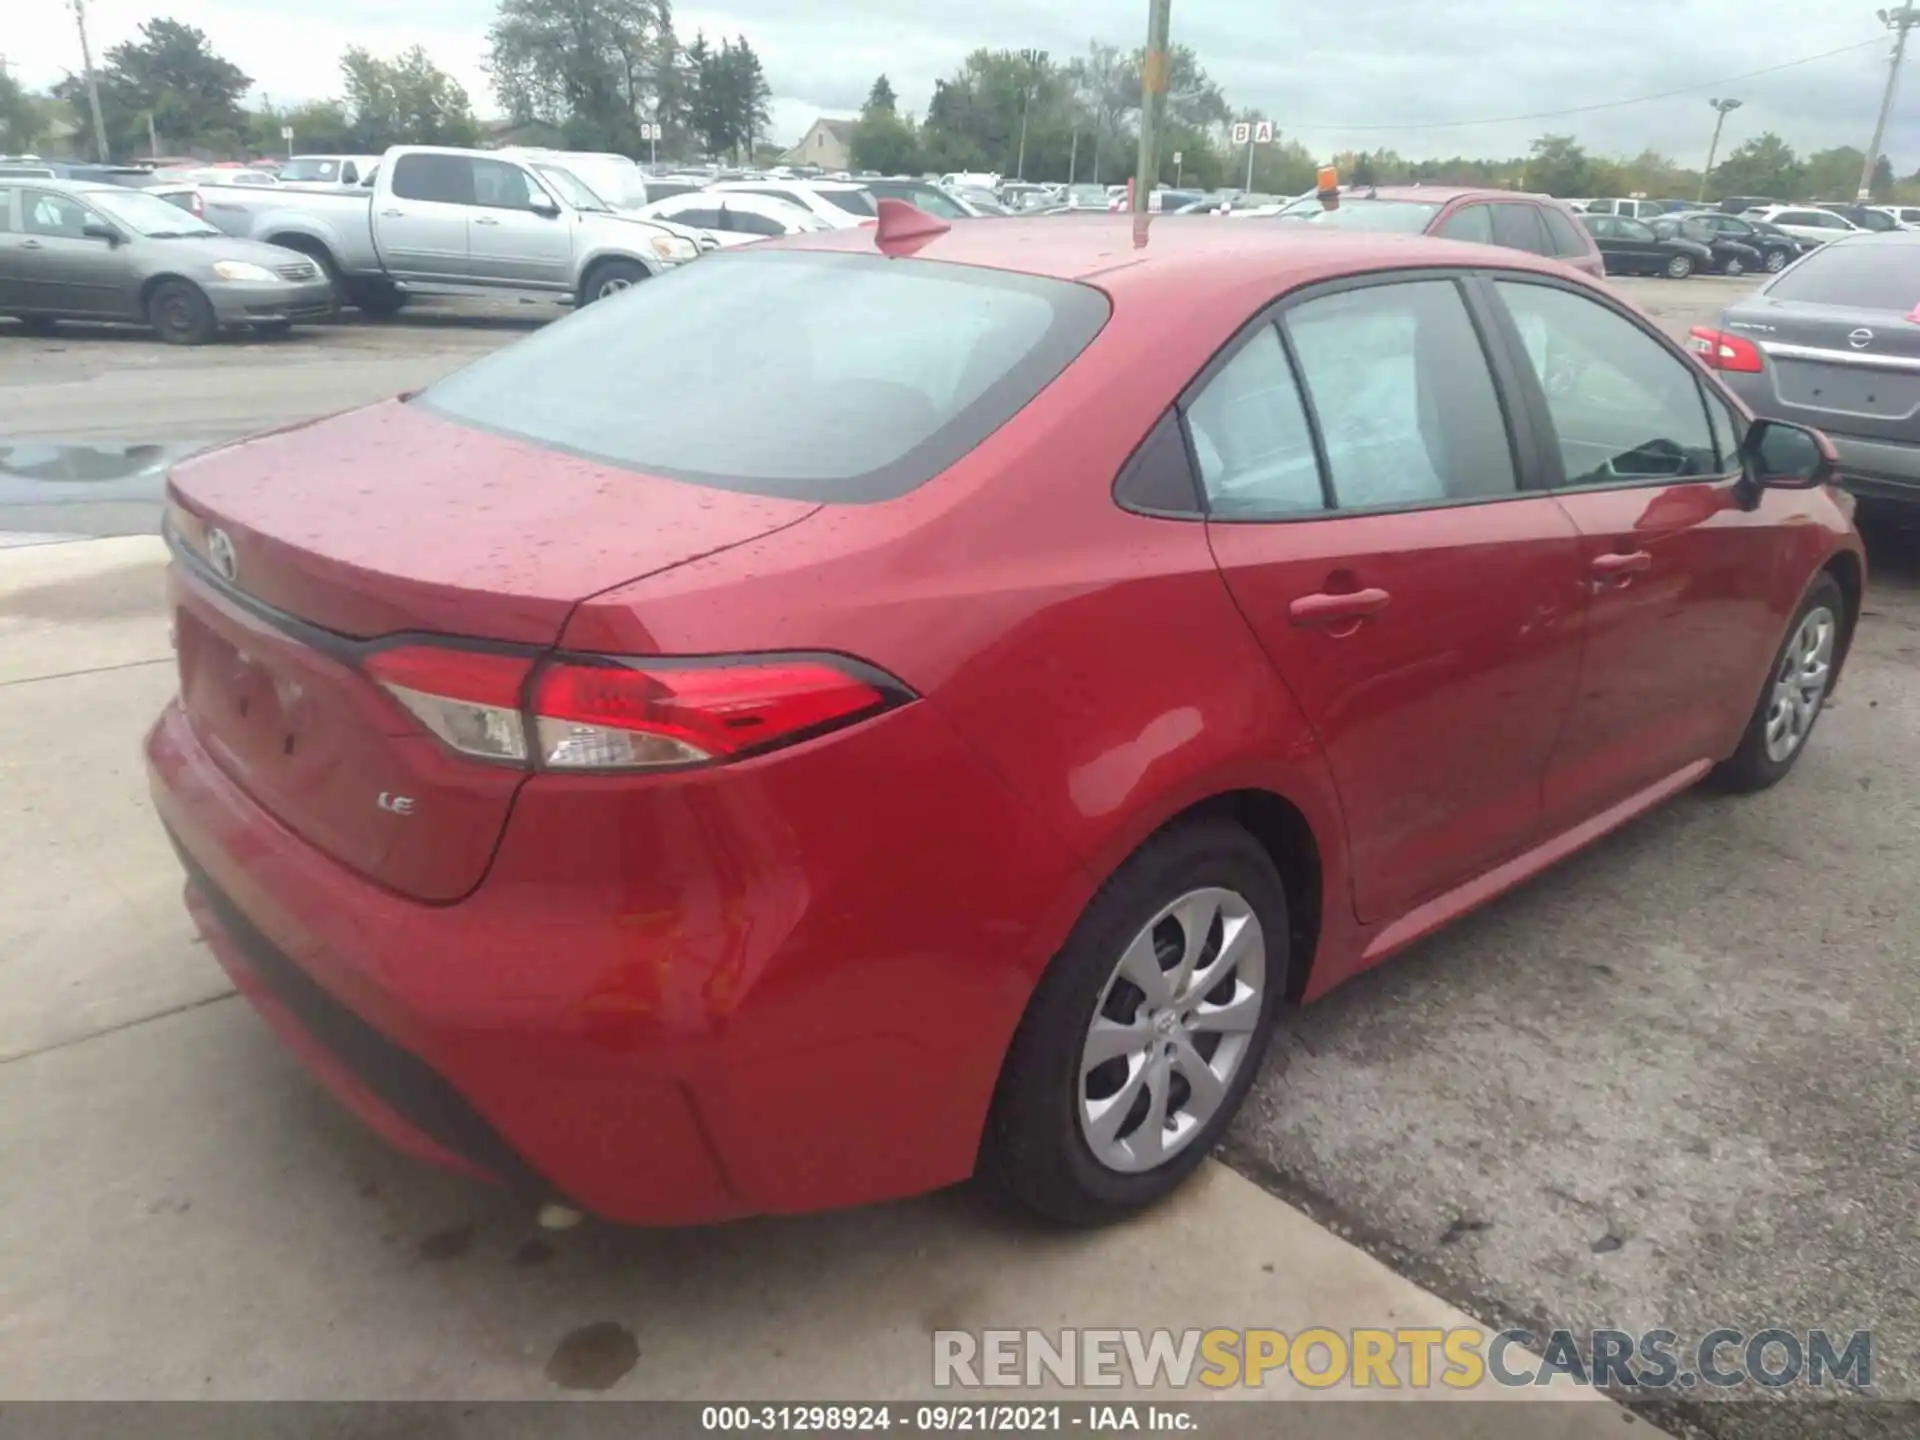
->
[1183, 325, 1324, 518]
[1541, 206, 1590, 258]
[391, 153, 475, 205]
[416, 250, 1110, 502]
[1284, 279, 1518, 509]
[1491, 203, 1551, 255]
[1765, 241, 1920, 309]
[1436, 204, 1492, 244]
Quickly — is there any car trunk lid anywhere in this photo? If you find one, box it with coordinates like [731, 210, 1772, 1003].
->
[164, 399, 817, 901]
[1725, 297, 1920, 442]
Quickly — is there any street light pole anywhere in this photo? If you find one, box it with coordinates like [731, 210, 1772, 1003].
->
[70, 0, 110, 162]
[1863, 5, 1920, 200]
[1016, 48, 1047, 182]
[1699, 97, 1741, 203]
[1134, 0, 1172, 212]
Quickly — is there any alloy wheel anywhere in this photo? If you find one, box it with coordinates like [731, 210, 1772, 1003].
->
[1667, 254, 1694, 279]
[1764, 250, 1788, 272]
[1078, 887, 1265, 1174]
[598, 276, 633, 298]
[1764, 605, 1836, 764]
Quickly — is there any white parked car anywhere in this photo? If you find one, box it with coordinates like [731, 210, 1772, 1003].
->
[278, 154, 382, 187]
[705, 180, 876, 229]
[496, 148, 654, 210]
[634, 191, 829, 247]
[1749, 205, 1862, 246]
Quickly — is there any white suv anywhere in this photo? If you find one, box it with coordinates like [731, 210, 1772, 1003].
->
[1749, 205, 1862, 246]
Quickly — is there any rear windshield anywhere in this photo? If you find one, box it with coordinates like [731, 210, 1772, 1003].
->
[1767, 241, 1920, 310]
[280, 158, 341, 182]
[415, 250, 1110, 502]
[1277, 199, 1443, 232]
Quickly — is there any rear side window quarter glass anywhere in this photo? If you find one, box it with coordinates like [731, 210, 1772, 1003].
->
[1437, 204, 1493, 244]
[1491, 204, 1551, 255]
[415, 250, 1110, 503]
[1114, 410, 1204, 516]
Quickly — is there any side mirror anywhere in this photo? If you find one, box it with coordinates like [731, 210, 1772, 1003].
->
[528, 192, 560, 217]
[1743, 418, 1837, 490]
[81, 220, 121, 245]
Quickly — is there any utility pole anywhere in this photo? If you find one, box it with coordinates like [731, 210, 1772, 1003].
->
[1134, 0, 1171, 211]
[1068, 128, 1078, 185]
[1863, 5, 1920, 200]
[1699, 97, 1741, 203]
[146, 112, 158, 158]
[70, 0, 110, 162]
[1015, 49, 1047, 181]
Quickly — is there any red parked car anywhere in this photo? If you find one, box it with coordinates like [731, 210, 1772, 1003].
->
[148, 209, 1862, 1228]
[1273, 184, 1606, 280]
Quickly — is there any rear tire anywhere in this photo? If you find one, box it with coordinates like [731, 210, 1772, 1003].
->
[1763, 249, 1788, 273]
[346, 279, 407, 318]
[581, 259, 646, 304]
[1711, 575, 1845, 794]
[1666, 253, 1696, 279]
[1723, 255, 1746, 277]
[147, 279, 218, 345]
[979, 820, 1289, 1227]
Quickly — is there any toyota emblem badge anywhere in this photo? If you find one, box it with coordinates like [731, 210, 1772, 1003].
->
[206, 527, 238, 583]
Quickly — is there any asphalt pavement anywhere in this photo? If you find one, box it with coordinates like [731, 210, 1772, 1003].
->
[0, 272, 1910, 1434]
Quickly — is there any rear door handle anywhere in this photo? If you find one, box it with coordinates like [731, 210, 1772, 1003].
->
[20, 239, 43, 250]
[1289, 587, 1392, 627]
[473, 216, 500, 226]
[1590, 550, 1651, 579]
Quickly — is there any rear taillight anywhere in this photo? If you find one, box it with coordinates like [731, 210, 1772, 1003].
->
[364, 646, 909, 772]
[365, 646, 533, 764]
[188, 193, 205, 216]
[1687, 326, 1764, 373]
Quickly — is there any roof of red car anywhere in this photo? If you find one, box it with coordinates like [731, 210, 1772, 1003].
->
[772, 212, 1578, 298]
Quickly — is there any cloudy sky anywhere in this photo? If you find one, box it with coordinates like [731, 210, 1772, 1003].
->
[7, 0, 1909, 166]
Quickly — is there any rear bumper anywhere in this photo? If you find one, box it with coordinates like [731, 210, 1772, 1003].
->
[145, 690, 1074, 1224]
[1717, 375, 1920, 505]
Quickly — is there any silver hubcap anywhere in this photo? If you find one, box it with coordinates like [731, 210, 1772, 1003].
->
[1078, 887, 1265, 1174]
[598, 277, 632, 297]
[1764, 606, 1835, 763]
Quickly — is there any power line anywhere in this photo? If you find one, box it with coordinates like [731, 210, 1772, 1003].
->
[1279, 35, 1885, 133]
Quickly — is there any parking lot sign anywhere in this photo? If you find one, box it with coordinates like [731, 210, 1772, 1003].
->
[1232, 122, 1251, 145]
[1254, 120, 1274, 144]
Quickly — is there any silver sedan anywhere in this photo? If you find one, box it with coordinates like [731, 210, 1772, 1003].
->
[0, 178, 337, 344]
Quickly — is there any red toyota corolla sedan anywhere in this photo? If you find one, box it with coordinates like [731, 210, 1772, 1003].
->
[147, 209, 1863, 1228]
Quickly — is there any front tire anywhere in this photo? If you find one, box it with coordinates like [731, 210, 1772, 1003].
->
[1723, 254, 1746, 277]
[980, 820, 1288, 1227]
[346, 279, 407, 318]
[1763, 249, 1789, 273]
[1711, 575, 1845, 793]
[1666, 253, 1696, 279]
[147, 279, 217, 345]
[581, 259, 646, 304]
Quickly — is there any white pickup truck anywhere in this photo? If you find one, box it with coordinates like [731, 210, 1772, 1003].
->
[196, 144, 699, 315]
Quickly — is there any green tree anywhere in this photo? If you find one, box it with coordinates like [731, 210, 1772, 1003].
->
[340, 45, 477, 150]
[488, 0, 664, 150]
[852, 73, 919, 174]
[1710, 132, 1801, 201]
[0, 68, 48, 151]
[683, 34, 769, 161]
[1799, 146, 1869, 201]
[55, 18, 253, 159]
[1524, 134, 1595, 197]
[1066, 41, 1134, 184]
[250, 99, 353, 155]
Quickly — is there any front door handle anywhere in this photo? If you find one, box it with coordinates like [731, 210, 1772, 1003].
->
[380, 208, 404, 218]
[1289, 587, 1392, 627]
[20, 239, 43, 250]
[1590, 550, 1651, 581]
[473, 216, 500, 226]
